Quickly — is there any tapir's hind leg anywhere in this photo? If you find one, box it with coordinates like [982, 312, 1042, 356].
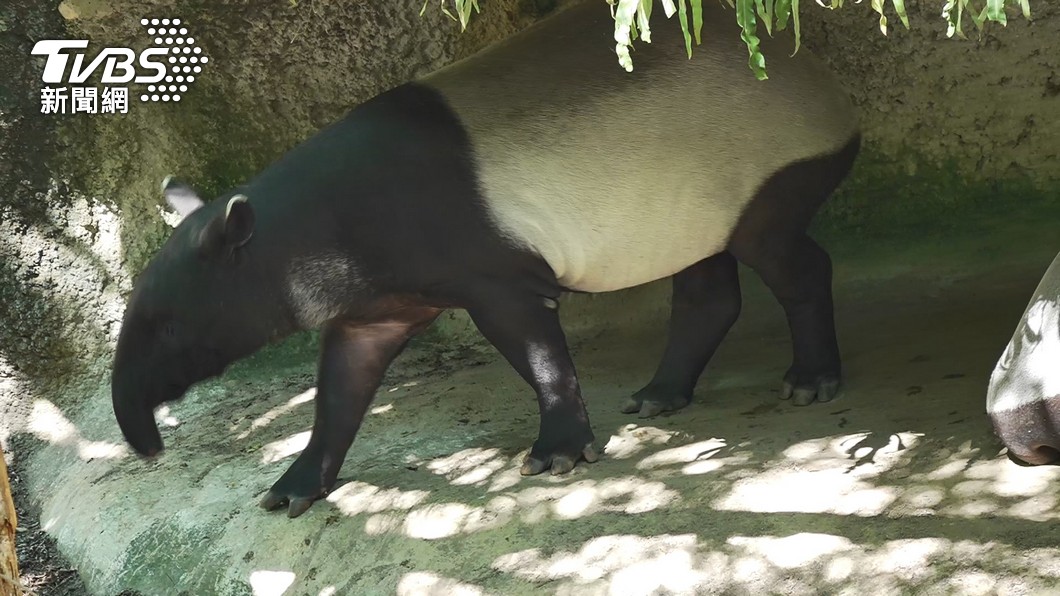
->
[726, 137, 860, 406]
[731, 233, 840, 405]
[623, 251, 742, 416]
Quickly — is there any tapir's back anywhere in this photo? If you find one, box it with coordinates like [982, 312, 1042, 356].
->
[424, 0, 858, 293]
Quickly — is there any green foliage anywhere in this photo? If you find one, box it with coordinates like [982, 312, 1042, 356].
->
[425, 0, 1033, 78]
[421, 0, 481, 30]
[611, 0, 1029, 78]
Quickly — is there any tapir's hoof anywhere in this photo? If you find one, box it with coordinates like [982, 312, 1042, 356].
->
[260, 451, 334, 518]
[520, 442, 599, 476]
[780, 370, 841, 406]
[260, 489, 323, 518]
[622, 384, 692, 418]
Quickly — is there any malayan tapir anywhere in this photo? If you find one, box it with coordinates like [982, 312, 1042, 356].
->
[111, 0, 860, 517]
[987, 251, 1060, 466]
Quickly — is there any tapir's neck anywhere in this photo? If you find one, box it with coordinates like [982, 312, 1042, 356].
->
[281, 250, 370, 330]
[223, 238, 308, 349]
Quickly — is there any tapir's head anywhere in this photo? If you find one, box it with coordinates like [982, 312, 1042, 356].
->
[987, 269, 1060, 466]
[112, 176, 275, 457]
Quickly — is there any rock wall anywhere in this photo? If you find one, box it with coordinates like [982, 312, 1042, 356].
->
[799, 2, 1060, 228]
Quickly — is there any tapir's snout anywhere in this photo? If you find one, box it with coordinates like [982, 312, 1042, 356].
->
[111, 381, 166, 458]
[990, 396, 1060, 465]
[111, 343, 170, 458]
[986, 285, 1060, 466]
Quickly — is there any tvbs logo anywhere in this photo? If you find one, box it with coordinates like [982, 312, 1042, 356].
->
[32, 18, 208, 115]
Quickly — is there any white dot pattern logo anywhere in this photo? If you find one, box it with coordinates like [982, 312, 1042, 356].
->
[139, 16, 207, 103]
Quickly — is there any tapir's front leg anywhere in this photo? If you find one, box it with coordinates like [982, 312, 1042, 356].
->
[261, 308, 438, 517]
[468, 291, 599, 475]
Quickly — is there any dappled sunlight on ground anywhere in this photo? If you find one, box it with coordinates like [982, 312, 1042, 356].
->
[248, 570, 296, 596]
[396, 572, 486, 596]
[335, 410, 1058, 592]
[22, 351, 1060, 596]
[712, 432, 920, 516]
[911, 450, 1060, 521]
[603, 424, 686, 460]
[347, 473, 679, 540]
[635, 436, 752, 476]
[27, 398, 125, 461]
[326, 481, 431, 517]
[235, 389, 316, 440]
[428, 447, 508, 486]
[261, 431, 311, 465]
[154, 405, 182, 429]
[492, 532, 1060, 594]
[494, 534, 709, 593]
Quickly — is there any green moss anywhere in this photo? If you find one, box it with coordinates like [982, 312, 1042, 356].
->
[0, 259, 77, 381]
[118, 520, 239, 595]
[815, 146, 1060, 245]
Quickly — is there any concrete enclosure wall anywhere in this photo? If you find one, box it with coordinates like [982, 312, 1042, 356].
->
[800, 2, 1060, 229]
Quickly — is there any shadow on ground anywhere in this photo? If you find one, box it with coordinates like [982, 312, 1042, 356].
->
[16, 209, 1060, 595]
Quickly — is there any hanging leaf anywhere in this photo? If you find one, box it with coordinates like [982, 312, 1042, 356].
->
[871, 0, 888, 35]
[956, 0, 968, 38]
[637, 0, 654, 42]
[612, 0, 640, 71]
[774, 0, 792, 31]
[754, 0, 774, 35]
[986, 0, 1008, 25]
[891, 0, 910, 29]
[942, 0, 959, 38]
[677, 0, 694, 58]
[971, 3, 990, 30]
[691, 0, 704, 45]
[420, 0, 1034, 79]
[735, 0, 768, 79]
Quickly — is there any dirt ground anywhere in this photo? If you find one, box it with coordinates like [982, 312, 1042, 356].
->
[11, 205, 1060, 594]
[9, 442, 87, 596]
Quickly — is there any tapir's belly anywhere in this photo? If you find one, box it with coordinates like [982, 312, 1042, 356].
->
[471, 145, 750, 293]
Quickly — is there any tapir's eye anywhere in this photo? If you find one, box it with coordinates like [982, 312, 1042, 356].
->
[161, 321, 178, 342]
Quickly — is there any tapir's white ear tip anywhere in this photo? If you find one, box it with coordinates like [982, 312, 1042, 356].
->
[161, 174, 175, 192]
[225, 194, 249, 218]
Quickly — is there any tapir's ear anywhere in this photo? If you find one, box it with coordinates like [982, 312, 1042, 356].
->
[223, 194, 254, 248]
[161, 175, 205, 221]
